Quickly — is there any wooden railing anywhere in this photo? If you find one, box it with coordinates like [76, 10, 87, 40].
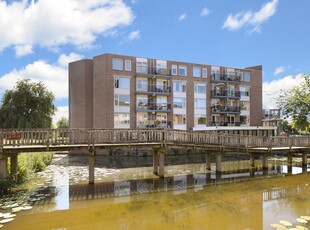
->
[0, 129, 310, 149]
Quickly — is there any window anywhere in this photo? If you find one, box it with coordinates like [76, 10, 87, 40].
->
[194, 115, 206, 125]
[193, 67, 201, 78]
[240, 115, 250, 125]
[240, 101, 250, 111]
[125, 60, 131, 71]
[137, 79, 147, 91]
[137, 96, 148, 109]
[194, 83, 206, 94]
[155, 113, 167, 127]
[173, 97, 186, 109]
[136, 58, 148, 73]
[238, 72, 244, 81]
[172, 65, 177, 75]
[173, 81, 186, 92]
[244, 72, 251, 82]
[202, 68, 207, 78]
[112, 58, 123, 70]
[115, 77, 130, 89]
[194, 99, 206, 109]
[179, 65, 187, 76]
[114, 94, 130, 106]
[174, 114, 186, 125]
[114, 113, 130, 125]
[240, 86, 250, 96]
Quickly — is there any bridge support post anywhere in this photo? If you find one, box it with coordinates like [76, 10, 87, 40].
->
[301, 153, 307, 166]
[0, 155, 8, 179]
[287, 151, 292, 166]
[89, 148, 95, 184]
[10, 155, 18, 178]
[262, 154, 268, 169]
[249, 153, 255, 167]
[216, 151, 222, 173]
[153, 149, 159, 175]
[158, 151, 165, 178]
[206, 153, 211, 171]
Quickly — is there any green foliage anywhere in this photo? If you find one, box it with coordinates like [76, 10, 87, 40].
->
[0, 79, 57, 128]
[57, 116, 69, 128]
[277, 74, 310, 132]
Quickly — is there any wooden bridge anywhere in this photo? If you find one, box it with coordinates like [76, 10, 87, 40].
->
[1, 129, 309, 183]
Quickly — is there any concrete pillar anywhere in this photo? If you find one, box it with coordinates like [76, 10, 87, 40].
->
[249, 153, 255, 167]
[89, 148, 95, 184]
[206, 153, 211, 171]
[262, 154, 268, 169]
[10, 155, 18, 176]
[287, 151, 292, 166]
[158, 151, 164, 178]
[216, 151, 222, 173]
[302, 153, 307, 166]
[153, 149, 159, 175]
[0, 155, 8, 179]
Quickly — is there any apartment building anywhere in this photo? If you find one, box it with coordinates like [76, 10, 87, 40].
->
[69, 53, 264, 133]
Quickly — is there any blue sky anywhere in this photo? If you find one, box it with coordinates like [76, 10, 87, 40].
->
[0, 0, 309, 122]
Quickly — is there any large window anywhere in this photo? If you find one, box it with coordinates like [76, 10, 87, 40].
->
[112, 58, 123, 70]
[202, 68, 207, 78]
[194, 83, 206, 94]
[174, 114, 186, 125]
[179, 65, 187, 76]
[194, 99, 206, 109]
[137, 59, 148, 73]
[240, 101, 250, 111]
[194, 115, 206, 125]
[244, 72, 251, 82]
[193, 67, 201, 78]
[137, 96, 148, 109]
[173, 97, 186, 109]
[173, 81, 186, 92]
[114, 113, 130, 125]
[125, 60, 131, 71]
[172, 65, 177, 75]
[114, 94, 130, 106]
[240, 86, 250, 96]
[115, 77, 130, 89]
[137, 79, 147, 91]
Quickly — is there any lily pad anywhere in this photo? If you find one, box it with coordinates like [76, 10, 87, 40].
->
[0, 218, 14, 224]
[280, 220, 293, 226]
[297, 218, 307, 224]
[271, 223, 288, 229]
[300, 216, 310, 221]
[3, 214, 16, 219]
[296, 226, 308, 230]
[12, 207, 23, 213]
[21, 206, 33, 210]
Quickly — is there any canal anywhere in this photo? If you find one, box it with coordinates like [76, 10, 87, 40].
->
[1, 153, 310, 229]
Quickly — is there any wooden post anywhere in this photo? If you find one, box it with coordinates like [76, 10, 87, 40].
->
[158, 151, 165, 178]
[0, 155, 8, 179]
[153, 149, 159, 175]
[262, 154, 268, 169]
[206, 153, 211, 171]
[89, 148, 95, 184]
[287, 165, 292, 174]
[10, 155, 18, 177]
[249, 153, 255, 167]
[216, 151, 222, 173]
[302, 153, 307, 166]
[287, 151, 292, 166]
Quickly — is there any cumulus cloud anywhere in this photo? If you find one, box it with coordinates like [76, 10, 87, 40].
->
[0, 0, 134, 55]
[178, 14, 187, 21]
[222, 0, 279, 33]
[201, 7, 210, 17]
[0, 52, 83, 100]
[273, 66, 286, 75]
[54, 106, 69, 124]
[128, 30, 140, 40]
[263, 74, 304, 109]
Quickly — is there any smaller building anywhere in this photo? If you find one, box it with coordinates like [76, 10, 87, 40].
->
[262, 109, 282, 135]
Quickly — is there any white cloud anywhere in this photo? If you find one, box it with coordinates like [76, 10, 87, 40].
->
[53, 106, 69, 125]
[263, 74, 304, 109]
[273, 66, 286, 75]
[178, 14, 187, 21]
[201, 7, 210, 17]
[222, 0, 279, 33]
[0, 52, 83, 100]
[128, 30, 140, 40]
[14, 44, 33, 57]
[0, 0, 134, 55]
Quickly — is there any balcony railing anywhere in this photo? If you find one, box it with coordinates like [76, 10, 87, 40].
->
[136, 67, 171, 77]
[137, 103, 171, 112]
[136, 84, 171, 94]
[211, 74, 240, 83]
[211, 105, 240, 113]
[137, 122, 168, 129]
[211, 90, 241, 98]
[210, 122, 241, 127]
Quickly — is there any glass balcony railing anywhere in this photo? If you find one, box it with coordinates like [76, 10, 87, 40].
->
[136, 67, 171, 76]
[211, 90, 241, 98]
[211, 74, 240, 83]
[136, 84, 171, 94]
[211, 105, 240, 113]
[210, 122, 241, 127]
[136, 103, 171, 112]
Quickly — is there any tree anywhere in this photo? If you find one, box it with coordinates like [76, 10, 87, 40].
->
[0, 79, 57, 129]
[277, 74, 310, 132]
[57, 116, 69, 128]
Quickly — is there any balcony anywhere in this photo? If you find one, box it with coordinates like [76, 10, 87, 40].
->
[210, 122, 241, 127]
[211, 74, 240, 83]
[137, 122, 168, 129]
[136, 103, 171, 112]
[211, 90, 241, 98]
[211, 105, 240, 114]
[136, 67, 171, 78]
[136, 84, 171, 95]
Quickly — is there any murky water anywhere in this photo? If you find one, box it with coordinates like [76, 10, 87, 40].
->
[1, 154, 310, 230]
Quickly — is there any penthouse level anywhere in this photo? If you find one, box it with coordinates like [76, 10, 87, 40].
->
[69, 53, 262, 131]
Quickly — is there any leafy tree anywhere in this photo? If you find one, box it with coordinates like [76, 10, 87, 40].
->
[0, 79, 56, 128]
[57, 116, 69, 128]
[277, 74, 310, 132]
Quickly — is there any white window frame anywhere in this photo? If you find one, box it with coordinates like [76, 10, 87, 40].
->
[125, 60, 131, 71]
[173, 97, 186, 109]
[172, 65, 177, 75]
[194, 115, 206, 125]
[194, 83, 206, 94]
[174, 114, 186, 125]
[179, 65, 187, 76]
[193, 67, 201, 78]
[194, 99, 206, 109]
[244, 72, 251, 82]
[112, 58, 123, 70]
[173, 81, 186, 93]
[202, 68, 207, 78]
[114, 94, 130, 107]
[114, 76, 130, 89]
